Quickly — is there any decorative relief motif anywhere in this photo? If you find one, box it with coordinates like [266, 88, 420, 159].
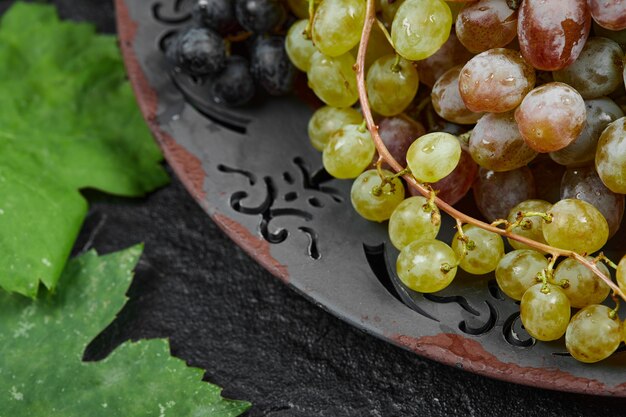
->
[218, 158, 342, 260]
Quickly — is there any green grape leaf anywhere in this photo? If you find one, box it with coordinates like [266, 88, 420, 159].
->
[0, 2, 170, 297]
[0, 246, 251, 416]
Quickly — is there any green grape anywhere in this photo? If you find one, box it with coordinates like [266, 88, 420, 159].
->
[595, 117, 626, 194]
[350, 169, 406, 222]
[495, 250, 548, 301]
[366, 54, 419, 116]
[616, 254, 626, 292]
[391, 0, 452, 61]
[312, 0, 365, 57]
[388, 196, 441, 250]
[323, 124, 375, 179]
[406, 132, 461, 183]
[542, 199, 609, 255]
[566, 305, 621, 363]
[520, 283, 571, 341]
[308, 51, 359, 108]
[554, 257, 610, 309]
[452, 224, 504, 275]
[396, 239, 458, 293]
[307, 106, 362, 151]
[287, 0, 321, 18]
[506, 200, 551, 252]
[351, 21, 396, 72]
[286, 20, 317, 72]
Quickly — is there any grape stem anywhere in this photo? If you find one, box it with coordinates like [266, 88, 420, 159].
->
[354, 0, 626, 302]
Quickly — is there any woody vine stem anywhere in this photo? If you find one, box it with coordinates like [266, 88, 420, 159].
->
[354, 0, 626, 302]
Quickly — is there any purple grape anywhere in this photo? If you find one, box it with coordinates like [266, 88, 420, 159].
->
[473, 167, 536, 222]
[250, 36, 295, 96]
[212, 56, 256, 106]
[168, 27, 226, 76]
[192, 0, 237, 35]
[235, 0, 285, 34]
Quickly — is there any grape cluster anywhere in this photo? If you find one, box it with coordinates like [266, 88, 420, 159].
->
[285, 0, 626, 363]
[166, 0, 296, 106]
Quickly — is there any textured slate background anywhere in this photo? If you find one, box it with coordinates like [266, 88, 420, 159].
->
[17, 0, 626, 415]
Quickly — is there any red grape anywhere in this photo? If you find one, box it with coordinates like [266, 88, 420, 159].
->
[455, 0, 518, 53]
[518, 0, 591, 70]
[473, 167, 536, 222]
[515, 82, 586, 152]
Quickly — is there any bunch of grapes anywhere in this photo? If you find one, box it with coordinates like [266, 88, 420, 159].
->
[165, 0, 297, 106]
[285, 0, 626, 363]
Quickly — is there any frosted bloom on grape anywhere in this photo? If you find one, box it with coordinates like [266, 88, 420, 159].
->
[455, 0, 518, 53]
[553, 37, 624, 99]
[459, 49, 535, 113]
[550, 97, 624, 167]
[518, 0, 590, 71]
[432, 65, 483, 124]
[469, 112, 537, 171]
[589, 0, 626, 31]
[515, 82, 586, 152]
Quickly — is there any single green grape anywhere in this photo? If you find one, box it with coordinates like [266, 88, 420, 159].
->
[542, 199, 609, 255]
[495, 250, 548, 301]
[391, 0, 452, 61]
[565, 304, 621, 363]
[452, 224, 504, 275]
[307, 106, 362, 151]
[520, 283, 571, 341]
[323, 124, 375, 179]
[286, 20, 317, 72]
[506, 200, 551, 252]
[616, 254, 626, 292]
[406, 132, 461, 183]
[388, 196, 441, 250]
[351, 169, 406, 222]
[308, 51, 359, 108]
[312, 0, 365, 57]
[396, 239, 458, 293]
[366, 54, 419, 116]
[554, 257, 611, 309]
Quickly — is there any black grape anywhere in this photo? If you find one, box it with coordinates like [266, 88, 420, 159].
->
[192, 0, 237, 35]
[212, 56, 256, 106]
[235, 0, 285, 34]
[249, 36, 295, 96]
[167, 27, 226, 76]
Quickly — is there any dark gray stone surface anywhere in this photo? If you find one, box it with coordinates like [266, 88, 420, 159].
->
[8, 0, 626, 415]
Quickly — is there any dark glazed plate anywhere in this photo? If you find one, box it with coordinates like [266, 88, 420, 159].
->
[116, 0, 626, 396]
